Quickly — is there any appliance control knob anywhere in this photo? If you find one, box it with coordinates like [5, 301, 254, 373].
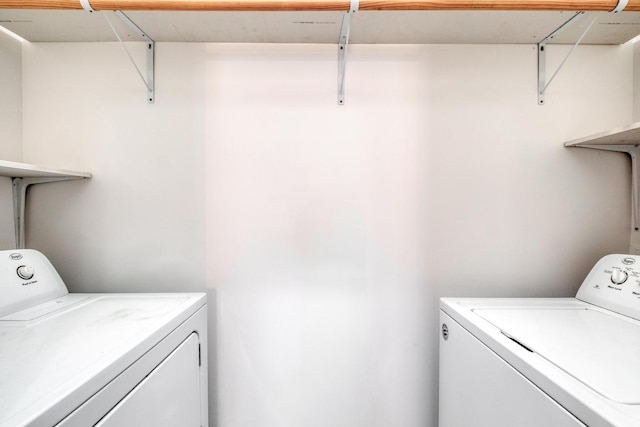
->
[611, 269, 628, 285]
[16, 265, 34, 280]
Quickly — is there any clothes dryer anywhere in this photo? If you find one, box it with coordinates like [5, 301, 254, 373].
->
[0, 249, 208, 427]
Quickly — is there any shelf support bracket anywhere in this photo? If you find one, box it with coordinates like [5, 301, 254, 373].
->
[338, 0, 359, 105]
[572, 144, 640, 233]
[538, 0, 627, 105]
[81, 1, 155, 103]
[12, 177, 81, 249]
[538, 11, 588, 105]
[105, 11, 155, 104]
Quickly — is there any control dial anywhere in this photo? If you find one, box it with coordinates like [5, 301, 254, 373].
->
[611, 269, 628, 285]
[16, 265, 34, 280]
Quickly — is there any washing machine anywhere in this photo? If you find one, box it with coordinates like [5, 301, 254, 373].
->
[0, 249, 208, 427]
[439, 254, 640, 427]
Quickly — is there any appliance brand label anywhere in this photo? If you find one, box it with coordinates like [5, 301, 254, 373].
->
[622, 257, 636, 265]
[9, 253, 22, 260]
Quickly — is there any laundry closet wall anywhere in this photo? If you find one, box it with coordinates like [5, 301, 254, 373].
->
[0, 32, 22, 249]
[2, 36, 634, 426]
[0, 32, 21, 162]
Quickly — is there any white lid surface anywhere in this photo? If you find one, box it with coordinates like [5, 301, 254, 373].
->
[474, 308, 640, 404]
[0, 293, 202, 426]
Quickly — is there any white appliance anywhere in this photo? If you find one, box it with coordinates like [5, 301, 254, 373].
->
[439, 254, 640, 427]
[0, 249, 208, 427]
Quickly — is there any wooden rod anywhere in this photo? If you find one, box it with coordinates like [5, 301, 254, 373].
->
[92, 0, 351, 11]
[0, 0, 638, 11]
[0, 0, 82, 8]
[361, 0, 639, 10]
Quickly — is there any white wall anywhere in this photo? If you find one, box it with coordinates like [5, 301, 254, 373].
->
[11, 41, 634, 427]
[21, 42, 207, 296]
[634, 42, 640, 122]
[0, 31, 23, 249]
[0, 31, 22, 162]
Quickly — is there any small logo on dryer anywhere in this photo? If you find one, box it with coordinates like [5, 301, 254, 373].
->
[622, 257, 636, 265]
[442, 324, 449, 340]
[9, 253, 22, 261]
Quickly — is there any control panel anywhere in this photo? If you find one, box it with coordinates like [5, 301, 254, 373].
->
[0, 249, 68, 318]
[576, 254, 640, 321]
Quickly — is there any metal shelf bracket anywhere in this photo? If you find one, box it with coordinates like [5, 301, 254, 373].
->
[537, 12, 586, 105]
[108, 11, 155, 104]
[538, 0, 628, 105]
[574, 144, 640, 232]
[338, 0, 359, 105]
[12, 177, 80, 249]
[81, 1, 155, 103]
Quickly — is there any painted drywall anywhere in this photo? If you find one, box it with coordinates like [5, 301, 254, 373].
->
[21, 41, 207, 295]
[14, 41, 634, 427]
[635, 42, 640, 122]
[0, 31, 23, 250]
[0, 31, 22, 162]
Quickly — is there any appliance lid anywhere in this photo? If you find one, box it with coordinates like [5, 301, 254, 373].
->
[474, 307, 640, 404]
[0, 293, 203, 426]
